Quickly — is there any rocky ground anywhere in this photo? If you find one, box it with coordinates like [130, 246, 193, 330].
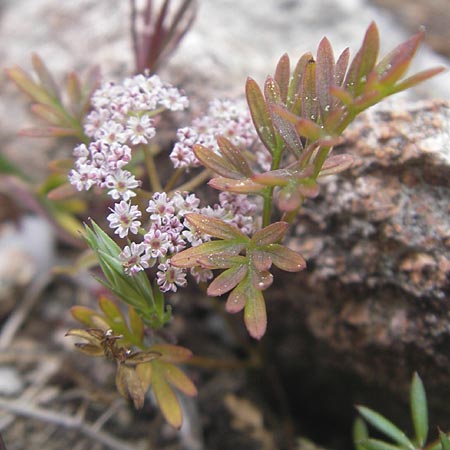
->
[0, 1, 449, 449]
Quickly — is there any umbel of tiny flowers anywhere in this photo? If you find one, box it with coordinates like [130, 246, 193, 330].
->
[69, 72, 188, 200]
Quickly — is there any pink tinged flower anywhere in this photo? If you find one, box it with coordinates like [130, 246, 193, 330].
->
[156, 261, 187, 292]
[167, 232, 186, 254]
[172, 192, 201, 215]
[143, 228, 171, 258]
[146, 192, 175, 220]
[169, 142, 197, 169]
[159, 87, 189, 111]
[120, 242, 152, 276]
[107, 200, 142, 238]
[190, 266, 214, 284]
[125, 115, 156, 145]
[106, 143, 132, 170]
[105, 170, 140, 201]
[96, 120, 127, 144]
[68, 164, 98, 191]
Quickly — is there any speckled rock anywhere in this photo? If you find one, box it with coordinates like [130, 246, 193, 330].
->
[271, 98, 450, 429]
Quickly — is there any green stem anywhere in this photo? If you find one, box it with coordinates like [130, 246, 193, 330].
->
[164, 167, 185, 191]
[262, 136, 284, 227]
[170, 169, 211, 194]
[142, 145, 162, 192]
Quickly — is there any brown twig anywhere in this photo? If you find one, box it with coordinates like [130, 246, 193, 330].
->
[0, 271, 53, 350]
[0, 398, 138, 450]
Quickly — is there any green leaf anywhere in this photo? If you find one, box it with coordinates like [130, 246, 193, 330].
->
[246, 77, 277, 153]
[354, 417, 369, 450]
[439, 430, 450, 450]
[152, 366, 183, 428]
[151, 344, 193, 364]
[410, 372, 428, 447]
[359, 438, 404, 450]
[161, 362, 197, 396]
[357, 406, 415, 450]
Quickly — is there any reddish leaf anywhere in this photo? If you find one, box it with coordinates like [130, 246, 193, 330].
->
[265, 244, 306, 272]
[216, 136, 253, 177]
[389, 67, 446, 94]
[31, 53, 61, 101]
[250, 269, 273, 291]
[207, 264, 248, 296]
[250, 250, 273, 272]
[252, 168, 292, 187]
[6, 66, 52, 105]
[316, 37, 335, 120]
[246, 77, 277, 153]
[208, 176, 266, 194]
[269, 103, 303, 157]
[251, 221, 289, 246]
[244, 288, 267, 340]
[301, 57, 318, 122]
[171, 241, 245, 269]
[18, 127, 77, 138]
[274, 53, 291, 103]
[287, 52, 314, 112]
[185, 213, 248, 241]
[271, 104, 323, 142]
[277, 183, 302, 212]
[197, 254, 246, 270]
[226, 281, 248, 313]
[344, 22, 379, 96]
[193, 144, 243, 179]
[376, 30, 423, 85]
[319, 153, 354, 176]
[335, 47, 350, 87]
[264, 76, 283, 105]
[30, 103, 67, 126]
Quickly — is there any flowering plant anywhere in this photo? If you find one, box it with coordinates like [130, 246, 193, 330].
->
[6, 12, 446, 436]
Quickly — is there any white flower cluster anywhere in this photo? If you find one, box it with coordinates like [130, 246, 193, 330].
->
[170, 98, 271, 171]
[107, 190, 260, 292]
[69, 74, 188, 201]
